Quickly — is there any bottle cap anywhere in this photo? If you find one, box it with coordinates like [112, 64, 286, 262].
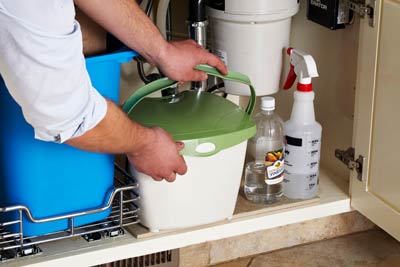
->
[261, 96, 275, 111]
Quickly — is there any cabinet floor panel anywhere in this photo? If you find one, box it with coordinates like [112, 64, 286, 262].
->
[2, 167, 351, 267]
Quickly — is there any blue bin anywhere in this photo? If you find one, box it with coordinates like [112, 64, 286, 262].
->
[0, 50, 137, 236]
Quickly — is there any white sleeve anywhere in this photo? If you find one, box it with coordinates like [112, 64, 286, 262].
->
[0, 2, 107, 143]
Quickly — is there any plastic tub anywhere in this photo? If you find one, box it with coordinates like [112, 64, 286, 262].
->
[130, 142, 248, 232]
[0, 50, 137, 236]
[123, 65, 256, 232]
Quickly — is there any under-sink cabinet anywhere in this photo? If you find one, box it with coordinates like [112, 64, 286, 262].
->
[1, 0, 399, 266]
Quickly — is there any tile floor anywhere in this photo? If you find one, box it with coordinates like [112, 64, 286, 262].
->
[211, 230, 400, 267]
[180, 211, 376, 267]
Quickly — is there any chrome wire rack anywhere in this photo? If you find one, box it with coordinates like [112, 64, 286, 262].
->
[0, 163, 140, 261]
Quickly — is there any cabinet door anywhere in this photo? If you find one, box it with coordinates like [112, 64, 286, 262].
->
[351, 0, 400, 240]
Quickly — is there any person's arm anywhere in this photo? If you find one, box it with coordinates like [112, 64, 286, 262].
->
[67, 100, 187, 182]
[0, 1, 186, 182]
[74, 0, 228, 81]
[69, 0, 227, 181]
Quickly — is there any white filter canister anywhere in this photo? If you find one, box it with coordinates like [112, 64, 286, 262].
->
[207, 0, 299, 96]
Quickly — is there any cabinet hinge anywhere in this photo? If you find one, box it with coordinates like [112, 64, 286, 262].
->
[335, 147, 364, 181]
[349, 0, 375, 27]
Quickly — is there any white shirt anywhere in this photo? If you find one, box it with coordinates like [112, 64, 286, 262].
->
[0, 0, 107, 143]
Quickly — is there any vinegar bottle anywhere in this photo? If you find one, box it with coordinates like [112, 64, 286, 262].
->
[244, 96, 284, 204]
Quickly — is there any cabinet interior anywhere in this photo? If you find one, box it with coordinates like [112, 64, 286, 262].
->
[121, 0, 359, 188]
[122, 0, 359, 237]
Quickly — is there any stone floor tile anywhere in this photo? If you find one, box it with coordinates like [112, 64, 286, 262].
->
[208, 211, 375, 265]
[250, 230, 400, 267]
[212, 230, 400, 267]
[210, 258, 252, 267]
[179, 242, 210, 267]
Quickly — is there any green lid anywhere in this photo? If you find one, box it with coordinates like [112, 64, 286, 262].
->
[128, 90, 255, 156]
[123, 65, 256, 157]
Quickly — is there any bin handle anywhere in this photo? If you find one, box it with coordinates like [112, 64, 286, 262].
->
[122, 64, 256, 115]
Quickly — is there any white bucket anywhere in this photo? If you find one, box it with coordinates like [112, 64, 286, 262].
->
[130, 141, 247, 232]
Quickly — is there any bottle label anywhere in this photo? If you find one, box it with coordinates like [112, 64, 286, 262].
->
[265, 149, 284, 185]
[284, 134, 321, 197]
[285, 134, 321, 173]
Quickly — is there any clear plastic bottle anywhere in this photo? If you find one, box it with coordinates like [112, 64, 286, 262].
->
[245, 96, 284, 204]
[281, 47, 321, 200]
[283, 90, 322, 199]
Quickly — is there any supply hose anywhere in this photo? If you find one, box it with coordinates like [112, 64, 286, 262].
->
[156, 0, 171, 39]
[137, 0, 163, 84]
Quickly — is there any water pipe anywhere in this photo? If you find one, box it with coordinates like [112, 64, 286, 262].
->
[188, 0, 208, 91]
[188, 0, 207, 48]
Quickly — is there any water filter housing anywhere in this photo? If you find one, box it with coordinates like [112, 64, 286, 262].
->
[207, 0, 299, 96]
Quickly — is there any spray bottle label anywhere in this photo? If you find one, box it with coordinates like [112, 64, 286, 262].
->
[285, 135, 321, 172]
[284, 133, 321, 195]
[265, 149, 284, 185]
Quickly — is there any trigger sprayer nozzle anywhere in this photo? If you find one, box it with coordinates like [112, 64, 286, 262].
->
[283, 48, 319, 92]
[283, 48, 296, 90]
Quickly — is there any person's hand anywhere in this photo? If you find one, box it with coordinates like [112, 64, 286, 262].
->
[127, 127, 187, 182]
[155, 39, 228, 82]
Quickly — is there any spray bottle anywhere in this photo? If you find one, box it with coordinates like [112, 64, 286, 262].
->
[282, 48, 322, 200]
